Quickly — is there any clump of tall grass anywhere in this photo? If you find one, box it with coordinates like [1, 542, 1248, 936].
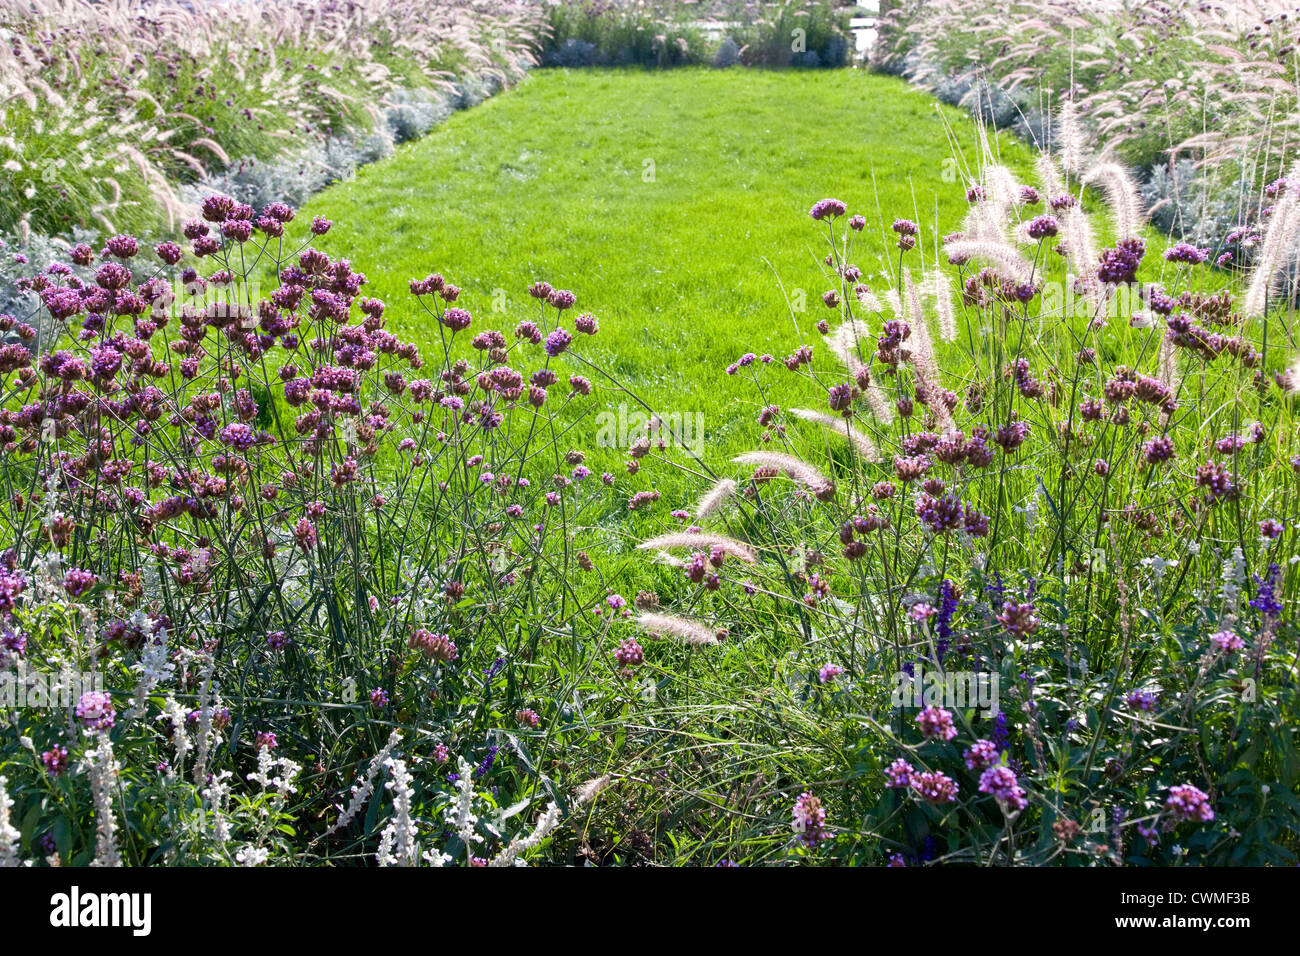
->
[875, 0, 1300, 257]
[0, 0, 544, 238]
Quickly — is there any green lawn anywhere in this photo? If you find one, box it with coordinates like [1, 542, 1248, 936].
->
[304, 68, 1038, 523]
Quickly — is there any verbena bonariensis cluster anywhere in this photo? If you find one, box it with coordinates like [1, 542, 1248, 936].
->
[0, 195, 637, 866]
[604, 144, 1300, 865]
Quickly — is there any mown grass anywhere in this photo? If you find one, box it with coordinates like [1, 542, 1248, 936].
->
[303, 68, 1044, 533]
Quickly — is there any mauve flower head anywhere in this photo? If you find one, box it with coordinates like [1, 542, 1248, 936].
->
[544, 327, 572, 357]
[809, 198, 847, 221]
[828, 382, 853, 413]
[892, 218, 918, 237]
[916, 705, 958, 741]
[848, 214, 866, 231]
[42, 745, 69, 776]
[818, 663, 843, 684]
[574, 313, 598, 334]
[997, 601, 1039, 636]
[62, 568, 97, 598]
[104, 234, 138, 258]
[1165, 242, 1209, 265]
[76, 691, 115, 732]
[200, 194, 235, 222]
[1027, 215, 1058, 239]
[409, 628, 458, 662]
[293, 517, 318, 551]
[547, 288, 576, 310]
[1125, 689, 1159, 712]
[263, 201, 295, 223]
[441, 307, 472, 332]
[791, 791, 830, 847]
[1164, 783, 1214, 823]
[911, 770, 959, 804]
[615, 638, 644, 669]
[978, 765, 1027, 812]
[155, 240, 183, 265]
[964, 739, 1000, 770]
[1210, 629, 1244, 653]
[885, 758, 914, 788]
[310, 216, 332, 235]
[1142, 435, 1176, 465]
[1096, 238, 1145, 285]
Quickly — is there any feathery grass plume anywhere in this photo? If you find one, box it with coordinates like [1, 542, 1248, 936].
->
[961, 198, 1010, 244]
[1157, 334, 1182, 397]
[928, 269, 958, 342]
[986, 164, 1021, 209]
[789, 407, 883, 462]
[904, 268, 954, 433]
[855, 286, 883, 312]
[943, 239, 1033, 281]
[636, 612, 720, 646]
[1057, 99, 1087, 174]
[883, 287, 904, 319]
[733, 450, 834, 497]
[1286, 356, 1300, 395]
[824, 317, 872, 379]
[574, 774, 613, 806]
[639, 532, 758, 563]
[862, 380, 897, 425]
[1061, 203, 1099, 278]
[694, 477, 737, 520]
[1243, 167, 1300, 319]
[1035, 154, 1066, 202]
[1082, 161, 1145, 239]
[823, 318, 894, 424]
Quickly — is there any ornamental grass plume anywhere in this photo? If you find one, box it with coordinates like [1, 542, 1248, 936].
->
[1243, 164, 1300, 318]
[943, 239, 1033, 281]
[733, 450, 834, 499]
[1056, 99, 1087, 175]
[693, 477, 737, 520]
[1082, 161, 1146, 240]
[635, 612, 719, 646]
[928, 269, 958, 343]
[638, 532, 759, 563]
[787, 408, 883, 462]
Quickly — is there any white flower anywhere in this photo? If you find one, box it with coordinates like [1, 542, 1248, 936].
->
[0, 775, 25, 867]
[235, 846, 270, 866]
